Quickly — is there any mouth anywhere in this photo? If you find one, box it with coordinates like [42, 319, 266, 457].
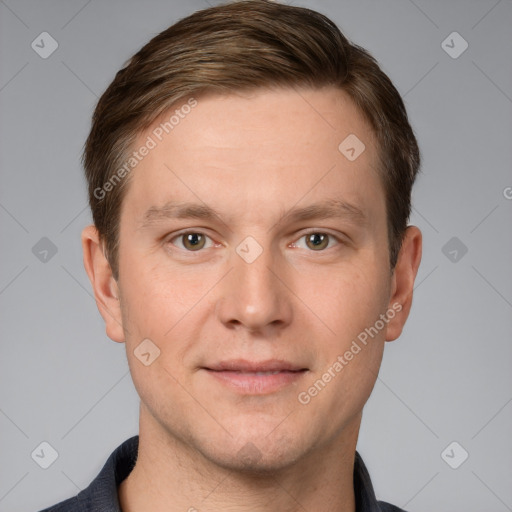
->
[201, 359, 308, 395]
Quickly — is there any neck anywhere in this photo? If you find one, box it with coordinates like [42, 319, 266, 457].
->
[119, 406, 361, 512]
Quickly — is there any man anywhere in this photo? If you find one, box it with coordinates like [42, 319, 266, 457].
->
[39, 0, 422, 510]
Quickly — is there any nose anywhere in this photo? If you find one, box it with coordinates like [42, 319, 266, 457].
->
[215, 241, 293, 335]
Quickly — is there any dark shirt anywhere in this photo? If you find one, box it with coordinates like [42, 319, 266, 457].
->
[38, 436, 407, 512]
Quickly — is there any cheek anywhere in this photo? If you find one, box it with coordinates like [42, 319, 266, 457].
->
[327, 262, 390, 402]
[119, 257, 198, 336]
[118, 260, 212, 389]
[325, 262, 390, 337]
[118, 269, 195, 414]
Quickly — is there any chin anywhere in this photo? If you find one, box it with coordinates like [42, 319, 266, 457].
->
[202, 443, 304, 475]
[192, 422, 311, 475]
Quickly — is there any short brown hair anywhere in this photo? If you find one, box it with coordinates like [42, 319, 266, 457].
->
[83, 0, 420, 281]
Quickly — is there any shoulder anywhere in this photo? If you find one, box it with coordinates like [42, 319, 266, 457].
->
[36, 436, 138, 512]
[378, 500, 408, 512]
[37, 495, 83, 511]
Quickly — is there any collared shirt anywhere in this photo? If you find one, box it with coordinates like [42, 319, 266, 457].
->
[38, 436, 407, 512]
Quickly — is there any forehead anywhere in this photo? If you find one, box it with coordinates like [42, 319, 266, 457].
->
[156, 86, 377, 159]
[121, 86, 384, 227]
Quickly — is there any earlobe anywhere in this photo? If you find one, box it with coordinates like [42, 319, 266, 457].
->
[81, 225, 125, 343]
[385, 226, 422, 341]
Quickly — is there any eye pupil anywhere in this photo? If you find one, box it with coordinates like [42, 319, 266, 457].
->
[183, 233, 205, 250]
[306, 233, 328, 250]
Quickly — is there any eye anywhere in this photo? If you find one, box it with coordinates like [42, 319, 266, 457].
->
[169, 231, 215, 251]
[291, 231, 340, 251]
[167, 230, 342, 253]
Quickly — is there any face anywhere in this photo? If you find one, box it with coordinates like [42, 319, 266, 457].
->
[85, 86, 420, 472]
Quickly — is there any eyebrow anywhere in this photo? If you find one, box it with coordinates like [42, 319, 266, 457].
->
[139, 198, 368, 230]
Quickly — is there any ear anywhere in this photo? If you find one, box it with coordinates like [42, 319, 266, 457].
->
[385, 225, 422, 341]
[81, 225, 125, 343]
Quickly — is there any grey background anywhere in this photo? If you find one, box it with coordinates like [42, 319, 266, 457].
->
[1, 0, 511, 511]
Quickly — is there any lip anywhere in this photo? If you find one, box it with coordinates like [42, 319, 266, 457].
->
[202, 359, 308, 395]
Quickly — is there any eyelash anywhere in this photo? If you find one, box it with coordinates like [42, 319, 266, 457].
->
[166, 229, 343, 253]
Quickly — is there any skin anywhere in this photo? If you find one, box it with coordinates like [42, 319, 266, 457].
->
[82, 86, 422, 512]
